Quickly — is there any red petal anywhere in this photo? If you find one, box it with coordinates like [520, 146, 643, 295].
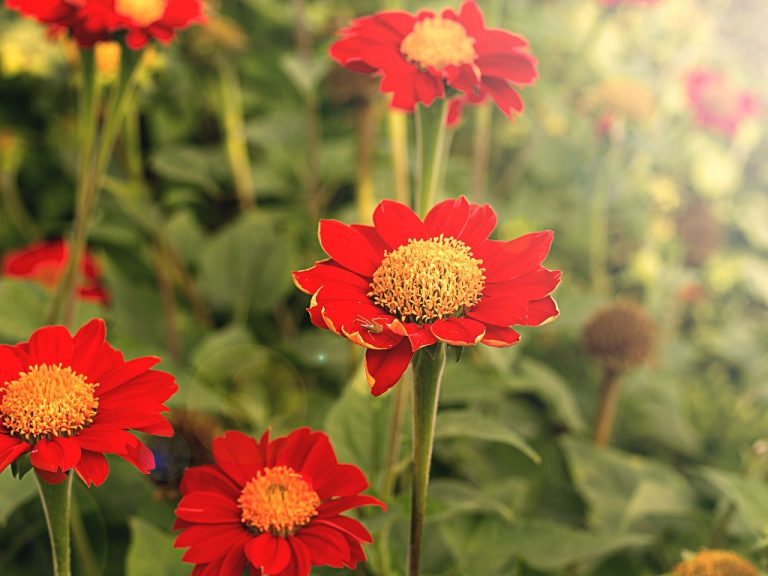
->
[477, 231, 554, 282]
[317, 516, 372, 544]
[467, 295, 528, 327]
[478, 53, 537, 84]
[280, 536, 311, 576]
[70, 318, 106, 375]
[390, 320, 438, 351]
[523, 295, 559, 326]
[121, 436, 155, 473]
[179, 524, 248, 563]
[35, 468, 68, 484]
[373, 200, 426, 248]
[484, 268, 562, 301]
[292, 261, 369, 295]
[350, 225, 389, 258]
[318, 220, 381, 277]
[313, 463, 368, 500]
[244, 533, 291, 575]
[0, 345, 24, 388]
[27, 324, 73, 366]
[430, 317, 486, 345]
[179, 464, 241, 498]
[30, 437, 81, 473]
[176, 491, 241, 524]
[212, 431, 264, 486]
[481, 326, 521, 347]
[97, 356, 162, 395]
[481, 77, 525, 119]
[74, 450, 109, 487]
[318, 494, 386, 516]
[364, 339, 413, 396]
[0, 434, 31, 473]
[424, 196, 471, 239]
[459, 203, 498, 245]
[296, 525, 350, 568]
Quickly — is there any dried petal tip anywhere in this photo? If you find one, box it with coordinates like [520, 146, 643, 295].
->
[672, 550, 759, 576]
[582, 300, 655, 373]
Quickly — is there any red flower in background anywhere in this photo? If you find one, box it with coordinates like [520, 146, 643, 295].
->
[2, 239, 108, 304]
[330, 0, 537, 122]
[5, 0, 205, 49]
[686, 70, 758, 136]
[294, 197, 561, 395]
[0, 319, 177, 486]
[175, 428, 385, 576]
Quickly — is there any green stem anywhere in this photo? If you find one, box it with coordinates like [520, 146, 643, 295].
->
[35, 473, 73, 576]
[408, 343, 446, 576]
[387, 110, 410, 205]
[415, 101, 448, 217]
[593, 366, 621, 447]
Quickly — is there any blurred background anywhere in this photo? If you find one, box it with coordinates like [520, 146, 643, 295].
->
[0, 0, 767, 574]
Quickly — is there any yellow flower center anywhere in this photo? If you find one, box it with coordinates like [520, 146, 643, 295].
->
[400, 16, 477, 70]
[369, 235, 486, 323]
[1, 364, 99, 443]
[114, 0, 167, 27]
[673, 550, 759, 576]
[238, 466, 321, 536]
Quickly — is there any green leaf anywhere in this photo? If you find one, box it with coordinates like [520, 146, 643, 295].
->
[699, 467, 768, 535]
[125, 517, 186, 576]
[435, 410, 540, 464]
[0, 279, 49, 342]
[508, 519, 652, 571]
[440, 516, 519, 575]
[0, 469, 36, 527]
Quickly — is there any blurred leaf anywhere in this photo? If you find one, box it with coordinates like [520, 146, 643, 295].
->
[0, 470, 35, 527]
[150, 146, 223, 196]
[198, 210, 297, 317]
[561, 437, 695, 531]
[0, 279, 49, 342]
[429, 478, 521, 522]
[125, 517, 186, 576]
[164, 210, 206, 269]
[439, 515, 518, 575]
[279, 54, 329, 99]
[700, 467, 768, 535]
[511, 359, 586, 432]
[435, 410, 540, 464]
[508, 519, 652, 571]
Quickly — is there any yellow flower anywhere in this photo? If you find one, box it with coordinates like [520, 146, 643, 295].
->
[672, 550, 758, 576]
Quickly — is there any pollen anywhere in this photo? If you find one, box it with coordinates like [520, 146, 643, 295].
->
[400, 16, 477, 70]
[114, 0, 167, 27]
[1, 364, 99, 443]
[238, 466, 321, 536]
[369, 235, 486, 323]
[672, 549, 759, 576]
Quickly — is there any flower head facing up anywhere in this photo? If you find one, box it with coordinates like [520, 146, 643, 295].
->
[686, 70, 757, 136]
[0, 319, 177, 486]
[672, 550, 759, 576]
[5, 0, 205, 49]
[174, 428, 385, 576]
[2, 239, 108, 304]
[294, 196, 561, 395]
[330, 0, 537, 122]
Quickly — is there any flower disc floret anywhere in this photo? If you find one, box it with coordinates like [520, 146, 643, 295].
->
[400, 16, 477, 70]
[2, 364, 98, 443]
[369, 235, 486, 323]
[114, 0, 167, 26]
[238, 465, 320, 536]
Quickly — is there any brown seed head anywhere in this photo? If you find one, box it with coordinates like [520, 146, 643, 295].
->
[582, 300, 656, 373]
[676, 198, 723, 267]
[672, 549, 759, 576]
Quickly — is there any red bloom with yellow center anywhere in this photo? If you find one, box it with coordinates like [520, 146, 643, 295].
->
[174, 428, 385, 576]
[330, 0, 537, 121]
[293, 197, 561, 395]
[5, 0, 205, 49]
[2, 239, 108, 304]
[686, 69, 758, 136]
[0, 319, 177, 486]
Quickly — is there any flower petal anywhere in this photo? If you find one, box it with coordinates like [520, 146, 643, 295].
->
[477, 231, 554, 282]
[313, 463, 368, 500]
[30, 437, 81, 473]
[364, 339, 413, 396]
[459, 203, 497, 245]
[523, 295, 560, 326]
[70, 318, 107, 375]
[179, 464, 241, 498]
[424, 196, 471, 239]
[481, 326, 521, 347]
[318, 220, 381, 277]
[212, 431, 265, 486]
[27, 324, 73, 366]
[296, 525, 350, 568]
[292, 261, 370, 295]
[74, 450, 110, 487]
[373, 200, 426, 248]
[0, 434, 31, 473]
[430, 317, 486, 345]
[176, 491, 241, 524]
[244, 533, 291, 575]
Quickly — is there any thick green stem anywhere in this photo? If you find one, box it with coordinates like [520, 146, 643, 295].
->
[387, 110, 410, 205]
[408, 343, 446, 576]
[415, 101, 448, 218]
[593, 366, 621, 447]
[35, 474, 73, 576]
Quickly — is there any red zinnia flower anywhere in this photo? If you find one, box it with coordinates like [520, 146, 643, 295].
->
[293, 197, 561, 395]
[174, 428, 385, 576]
[686, 69, 758, 136]
[0, 319, 177, 486]
[6, 0, 205, 49]
[330, 0, 537, 121]
[2, 239, 108, 304]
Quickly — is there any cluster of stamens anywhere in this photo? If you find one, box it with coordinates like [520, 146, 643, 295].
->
[237, 466, 321, 536]
[1, 364, 99, 443]
[400, 16, 477, 70]
[114, 0, 167, 26]
[369, 235, 486, 323]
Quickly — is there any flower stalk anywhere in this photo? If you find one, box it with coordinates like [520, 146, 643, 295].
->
[35, 474, 73, 576]
[593, 366, 620, 446]
[408, 343, 446, 576]
[415, 101, 449, 217]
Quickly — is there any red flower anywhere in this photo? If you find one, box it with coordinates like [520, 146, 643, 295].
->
[686, 70, 758, 136]
[330, 0, 537, 121]
[0, 319, 177, 486]
[294, 197, 561, 395]
[174, 428, 385, 576]
[2, 239, 108, 304]
[5, 0, 205, 49]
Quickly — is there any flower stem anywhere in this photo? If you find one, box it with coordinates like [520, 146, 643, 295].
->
[387, 110, 410, 205]
[415, 101, 448, 217]
[593, 366, 621, 447]
[408, 343, 446, 576]
[35, 473, 73, 576]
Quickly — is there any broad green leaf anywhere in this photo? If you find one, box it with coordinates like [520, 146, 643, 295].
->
[0, 469, 36, 526]
[125, 517, 186, 576]
[0, 279, 49, 342]
[435, 409, 540, 463]
[440, 516, 519, 575]
[699, 467, 768, 535]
